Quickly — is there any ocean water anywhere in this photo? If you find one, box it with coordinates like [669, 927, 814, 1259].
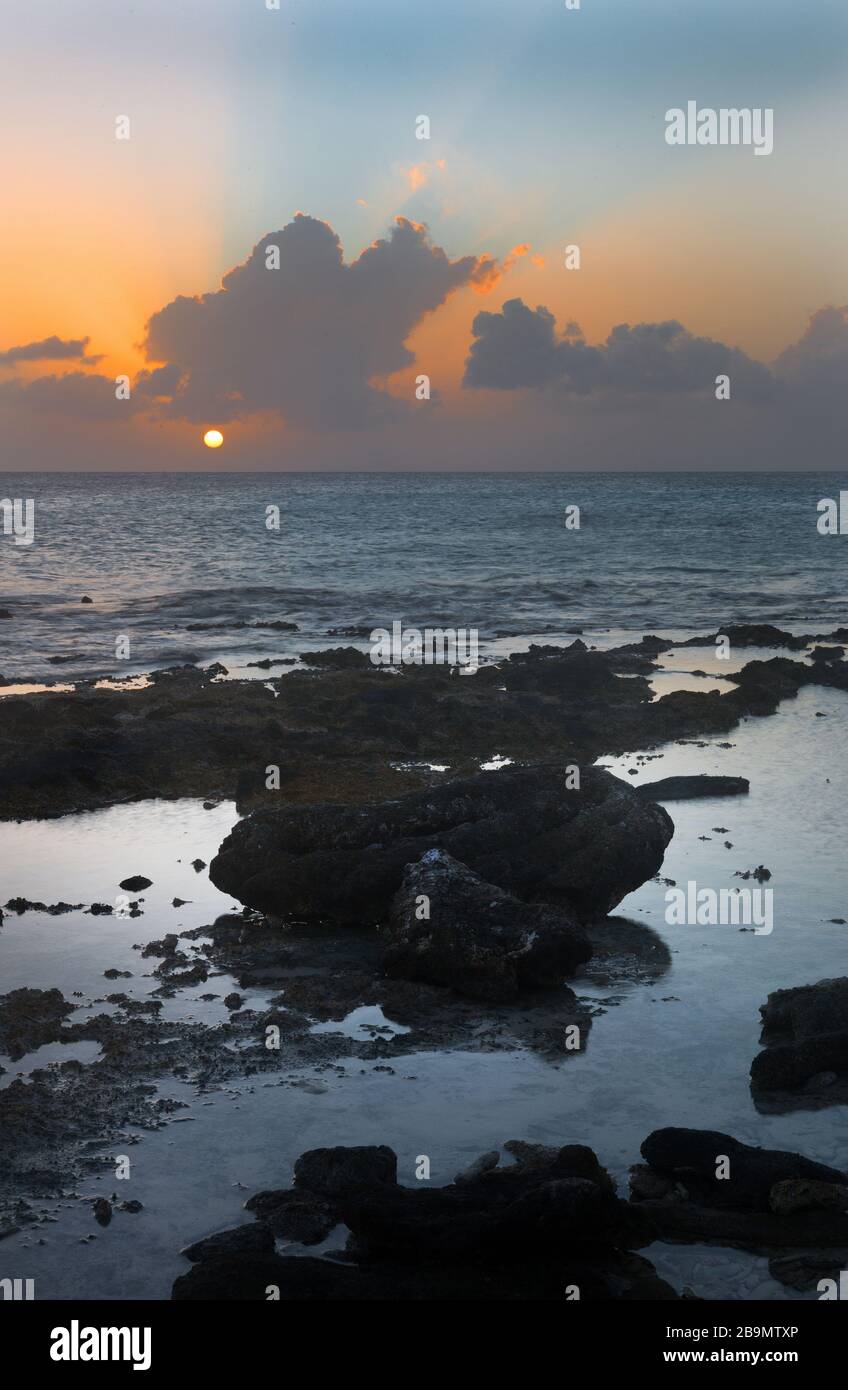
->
[1, 471, 846, 680]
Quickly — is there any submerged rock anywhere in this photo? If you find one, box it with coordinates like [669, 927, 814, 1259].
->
[384, 850, 591, 1001]
[210, 763, 674, 924]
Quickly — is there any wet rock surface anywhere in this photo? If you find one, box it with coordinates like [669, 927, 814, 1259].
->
[210, 763, 674, 924]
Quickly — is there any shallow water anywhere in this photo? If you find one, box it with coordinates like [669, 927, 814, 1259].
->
[1, 665, 846, 1300]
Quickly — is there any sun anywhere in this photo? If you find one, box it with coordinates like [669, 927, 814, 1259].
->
[203, 429, 224, 449]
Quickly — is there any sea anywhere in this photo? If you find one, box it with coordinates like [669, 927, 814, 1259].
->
[1, 471, 846, 682]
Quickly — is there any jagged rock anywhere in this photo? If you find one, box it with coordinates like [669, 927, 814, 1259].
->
[635, 775, 749, 800]
[210, 764, 673, 924]
[383, 850, 591, 1001]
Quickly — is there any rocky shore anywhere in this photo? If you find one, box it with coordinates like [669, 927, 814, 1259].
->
[170, 1127, 848, 1300]
[1, 626, 847, 821]
[1, 624, 846, 1297]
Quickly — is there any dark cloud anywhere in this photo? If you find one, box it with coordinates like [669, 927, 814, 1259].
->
[464, 299, 774, 398]
[142, 214, 486, 427]
[0, 371, 137, 420]
[134, 362, 185, 398]
[0, 334, 101, 366]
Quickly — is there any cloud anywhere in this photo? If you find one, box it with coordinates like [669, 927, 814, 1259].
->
[773, 304, 848, 397]
[133, 362, 185, 398]
[463, 299, 775, 398]
[468, 244, 533, 296]
[0, 334, 101, 366]
[141, 213, 488, 427]
[0, 370, 135, 420]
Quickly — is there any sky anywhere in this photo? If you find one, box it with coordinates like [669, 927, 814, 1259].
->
[0, 0, 846, 469]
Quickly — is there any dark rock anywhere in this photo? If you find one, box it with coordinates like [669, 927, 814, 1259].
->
[639, 1128, 848, 1212]
[223, 993, 243, 1011]
[80, 596, 93, 604]
[119, 875, 152, 892]
[301, 646, 371, 669]
[181, 1222, 275, 1262]
[752, 978, 848, 1094]
[760, 977, 848, 1041]
[769, 1250, 848, 1292]
[769, 1179, 848, 1215]
[244, 1189, 339, 1244]
[4, 898, 83, 915]
[635, 1198, 848, 1249]
[294, 1145, 398, 1198]
[171, 1137, 676, 1300]
[172, 897, 189, 907]
[171, 1250, 676, 1300]
[734, 865, 771, 882]
[191, 859, 206, 872]
[210, 764, 673, 925]
[635, 775, 749, 801]
[384, 850, 591, 1000]
[342, 1173, 629, 1260]
[0, 988, 75, 1060]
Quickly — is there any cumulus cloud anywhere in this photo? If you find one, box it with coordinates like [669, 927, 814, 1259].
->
[141, 214, 490, 428]
[0, 334, 101, 366]
[773, 304, 848, 397]
[464, 299, 774, 398]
